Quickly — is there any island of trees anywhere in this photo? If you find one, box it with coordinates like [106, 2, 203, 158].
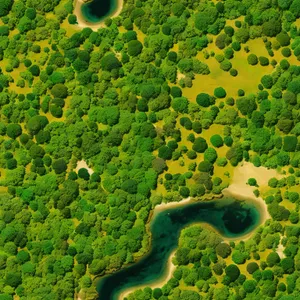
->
[0, 0, 300, 299]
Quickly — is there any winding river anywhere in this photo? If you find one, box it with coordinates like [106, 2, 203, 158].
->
[96, 196, 264, 300]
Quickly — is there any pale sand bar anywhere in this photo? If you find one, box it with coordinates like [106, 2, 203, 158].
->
[74, 0, 123, 31]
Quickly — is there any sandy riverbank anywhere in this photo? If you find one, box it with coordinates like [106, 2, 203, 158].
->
[74, 0, 123, 31]
[113, 162, 282, 299]
[223, 161, 281, 222]
[154, 197, 191, 213]
[118, 251, 176, 299]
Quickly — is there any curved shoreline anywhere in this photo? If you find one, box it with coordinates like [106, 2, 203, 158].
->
[118, 251, 176, 300]
[116, 194, 269, 299]
[113, 163, 278, 299]
[73, 0, 123, 31]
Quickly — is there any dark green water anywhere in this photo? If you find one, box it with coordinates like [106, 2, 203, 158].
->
[96, 197, 262, 300]
[81, 0, 118, 23]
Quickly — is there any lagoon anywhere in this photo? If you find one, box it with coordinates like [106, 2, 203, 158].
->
[80, 0, 119, 23]
[96, 196, 264, 300]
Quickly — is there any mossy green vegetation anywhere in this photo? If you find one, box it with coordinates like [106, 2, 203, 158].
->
[0, 0, 300, 299]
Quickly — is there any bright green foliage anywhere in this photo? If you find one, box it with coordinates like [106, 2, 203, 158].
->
[204, 147, 218, 163]
[210, 134, 223, 147]
[243, 280, 257, 293]
[6, 124, 22, 139]
[198, 161, 213, 173]
[171, 97, 189, 113]
[0, 0, 299, 299]
[127, 40, 143, 56]
[247, 178, 257, 186]
[214, 87, 226, 98]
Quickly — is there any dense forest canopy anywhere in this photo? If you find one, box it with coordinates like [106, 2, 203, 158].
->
[0, 0, 300, 299]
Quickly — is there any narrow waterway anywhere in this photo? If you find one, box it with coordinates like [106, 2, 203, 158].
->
[96, 196, 263, 300]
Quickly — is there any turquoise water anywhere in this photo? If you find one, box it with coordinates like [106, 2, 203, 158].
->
[81, 0, 118, 23]
[96, 197, 262, 300]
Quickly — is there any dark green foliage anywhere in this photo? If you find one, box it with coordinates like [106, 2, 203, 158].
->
[266, 252, 280, 267]
[52, 158, 67, 174]
[246, 262, 259, 274]
[6, 272, 21, 288]
[0, 26, 9, 36]
[0, 0, 13, 17]
[6, 124, 22, 139]
[216, 243, 231, 258]
[51, 84, 68, 98]
[283, 136, 298, 152]
[171, 86, 182, 98]
[247, 178, 257, 186]
[192, 137, 208, 153]
[281, 257, 294, 274]
[214, 87, 226, 98]
[158, 146, 173, 160]
[198, 161, 213, 173]
[262, 19, 282, 37]
[78, 168, 90, 180]
[195, 7, 218, 33]
[243, 280, 256, 293]
[282, 47, 291, 57]
[68, 14, 77, 24]
[179, 187, 190, 198]
[235, 28, 250, 43]
[196, 93, 211, 107]
[0, 1, 299, 299]
[226, 144, 243, 166]
[210, 135, 223, 148]
[259, 56, 269, 66]
[121, 179, 138, 194]
[236, 95, 257, 115]
[225, 264, 240, 282]
[247, 54, 258, 65]
[276, 32, 290, 46]
[127, 40, 143, 56]
[100, 53, 121, 71]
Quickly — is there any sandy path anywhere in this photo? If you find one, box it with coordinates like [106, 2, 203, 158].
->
[73, 0, 123, 31]
[277, 236, 286, 259]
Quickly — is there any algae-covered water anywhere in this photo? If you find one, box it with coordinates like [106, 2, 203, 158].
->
[81, 0, 118, 23]
[97, 197, 263, 300]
